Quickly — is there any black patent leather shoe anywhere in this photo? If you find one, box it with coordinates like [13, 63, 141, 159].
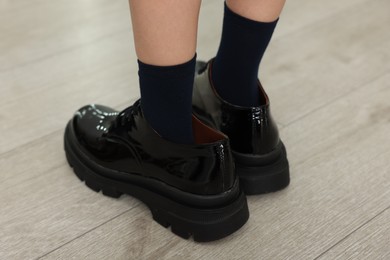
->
[193, 60, 290, 195]
[64, 100, 248, 242]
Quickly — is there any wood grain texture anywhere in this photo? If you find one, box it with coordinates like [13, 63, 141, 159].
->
[262, 0, 390, 127]
[318, 208, 390, 260]
[0, 0, 138, 154]
[0, 133, 138, 259]
[1, 0, 390, 259]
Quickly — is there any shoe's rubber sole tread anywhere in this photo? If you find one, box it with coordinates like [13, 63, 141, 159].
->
[64, 123, 249, 242]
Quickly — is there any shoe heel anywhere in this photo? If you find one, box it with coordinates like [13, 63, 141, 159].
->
[234, 142, 290, 195]
[237, 160, 290, 195]
[149, 192, 249, 242]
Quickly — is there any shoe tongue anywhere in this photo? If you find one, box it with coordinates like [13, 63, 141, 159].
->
[192, 116, 226, 144]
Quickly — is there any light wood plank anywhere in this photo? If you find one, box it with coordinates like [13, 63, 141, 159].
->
[0, 0, 48, 16]
[318, 208, 390, 260]
[0, 131, 62, 189]
[0, 0, 130, 72]
[0, 0, 138, 154]
[0, 32, 139, 154]
[0, 132, 138, 259]
[197, 0, 371, 59]
[274, 0, 370, 37]
[262, 0, 390, 126]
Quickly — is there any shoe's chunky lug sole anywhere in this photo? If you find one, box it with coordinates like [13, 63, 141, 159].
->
[233, 142, 290, 195]
[64, 123, 249, 242]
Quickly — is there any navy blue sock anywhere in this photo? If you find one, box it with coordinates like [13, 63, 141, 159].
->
[138, 55, 196, 144]
[212, 3, 278, 107]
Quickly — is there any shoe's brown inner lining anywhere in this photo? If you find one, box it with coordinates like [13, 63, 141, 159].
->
[192, 116, 226, 144]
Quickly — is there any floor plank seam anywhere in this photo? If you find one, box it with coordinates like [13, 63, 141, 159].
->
[34, 206, 137, 260]
[272, 0, 370, 41]
[0, 130, 62, 159]
[313, 205, 390, 260]
[0, 0, 47, 16]
[283, 71, 390, 128]
[0, 27, 127, 75]
[3, 163, 64, 192]
[0, 99, 135, 158]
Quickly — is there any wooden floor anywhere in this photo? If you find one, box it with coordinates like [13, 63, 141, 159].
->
[1, 0, 389, 259]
